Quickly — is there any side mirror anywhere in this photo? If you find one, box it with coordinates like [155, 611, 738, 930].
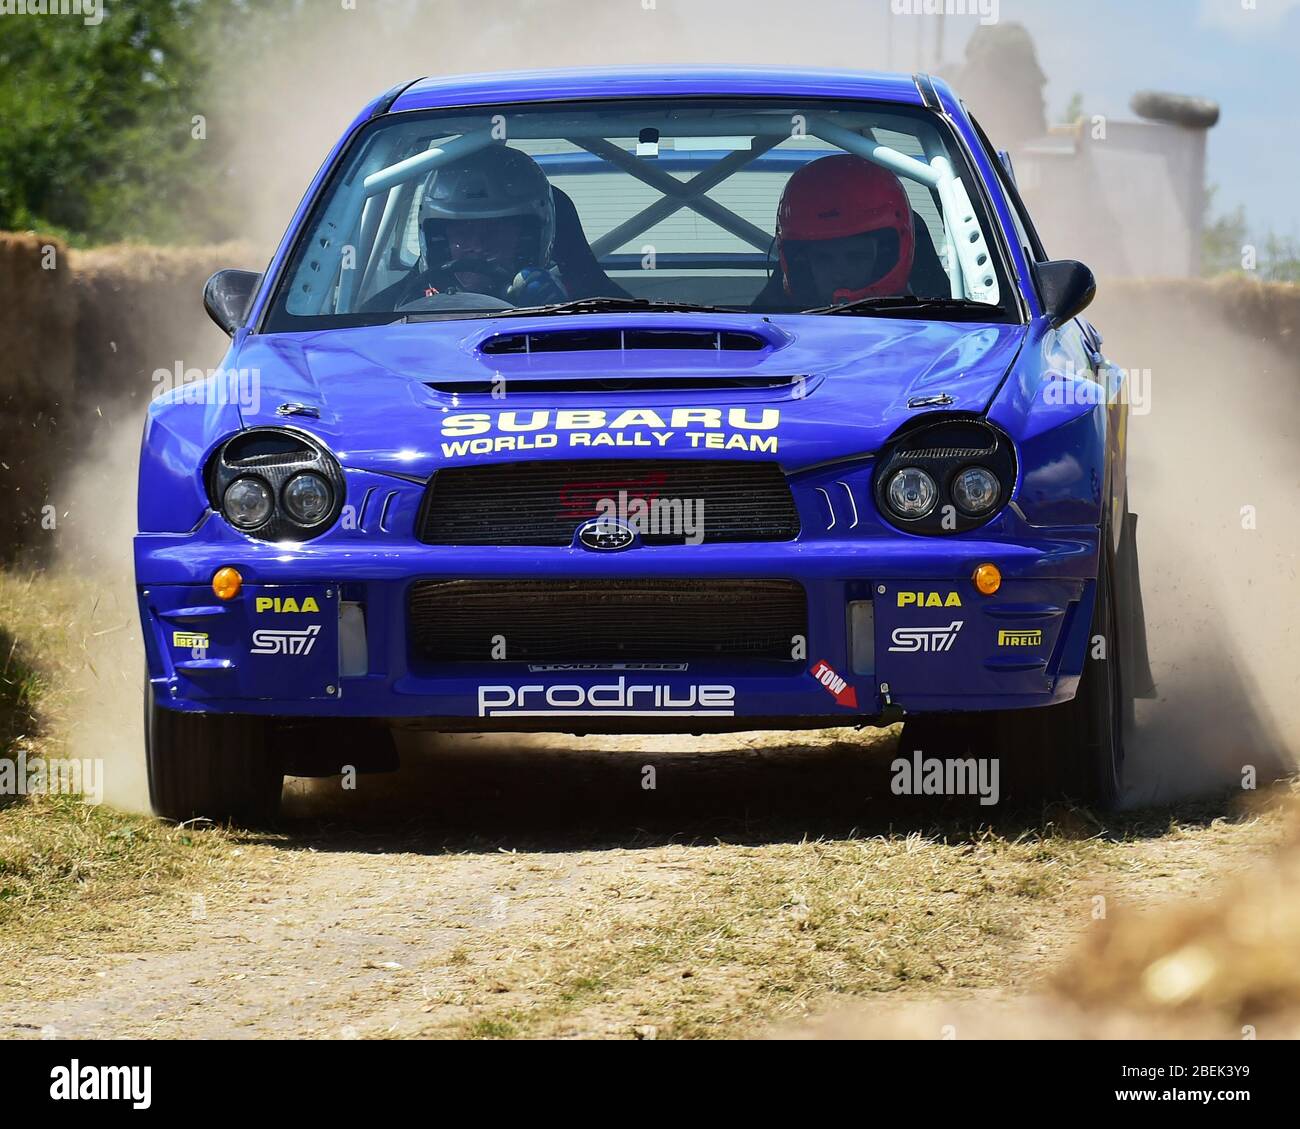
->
[203, 269, 262, 336]
[1032, 259, 1096, 328]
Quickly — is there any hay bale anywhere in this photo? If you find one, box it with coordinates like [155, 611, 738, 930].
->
[0, 232, 76, 405]
[1096, 277, 1300, 357]
[0, 233, 78, 560]
[70, 241, 260, 406]
[0, 237, 258, 563]
[1057, 800, 1300, 1026]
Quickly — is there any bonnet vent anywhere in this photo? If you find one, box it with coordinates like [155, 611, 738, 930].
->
[479, 327, 769, 355]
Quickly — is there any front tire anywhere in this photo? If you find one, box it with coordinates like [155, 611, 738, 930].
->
[145, 681, 283, 825]
[899, 538, 1127, 811]
[996, 535, 1126, 808]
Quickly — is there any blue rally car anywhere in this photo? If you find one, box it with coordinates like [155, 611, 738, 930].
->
[137, 66, 1154, 822]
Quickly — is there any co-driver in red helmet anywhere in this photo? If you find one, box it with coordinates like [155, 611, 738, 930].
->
[762, 154, 917, 309]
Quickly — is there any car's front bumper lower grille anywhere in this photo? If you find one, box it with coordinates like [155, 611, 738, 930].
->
[407, 578, 806, 664]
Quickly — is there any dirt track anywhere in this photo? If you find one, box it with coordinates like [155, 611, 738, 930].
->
[1, 729, 1288, 1040]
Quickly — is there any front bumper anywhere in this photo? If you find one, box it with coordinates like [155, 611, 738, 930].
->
[136, 516, 1098, 727]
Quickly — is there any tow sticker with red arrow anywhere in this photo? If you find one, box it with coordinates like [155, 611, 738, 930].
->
[810, 659, 858, 709]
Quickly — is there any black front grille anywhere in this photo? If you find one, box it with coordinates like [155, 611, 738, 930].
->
[419, 459, 800, 546]
[408, 579, 806, 664]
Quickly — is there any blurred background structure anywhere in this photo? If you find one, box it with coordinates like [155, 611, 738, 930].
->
[943, 23, 1220, 278]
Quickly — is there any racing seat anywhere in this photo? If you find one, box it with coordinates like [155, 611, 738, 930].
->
[550, 186, 632, 300]
[750, 210, 952, 309]
[905, 215, 955, 297]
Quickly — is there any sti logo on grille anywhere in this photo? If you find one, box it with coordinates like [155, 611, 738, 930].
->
[577, 519, 635, 551]
[477, 679, 736, 717]
[888, 621, 964, 654]
[251, 624, 321, 656]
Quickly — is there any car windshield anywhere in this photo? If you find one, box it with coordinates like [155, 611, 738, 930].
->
[263, 97, 1016, 331]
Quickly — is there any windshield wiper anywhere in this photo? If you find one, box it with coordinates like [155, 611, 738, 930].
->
[801, 295, 1004, 319]
[393, 310, 509, 323]
[490, 296, 738, 318]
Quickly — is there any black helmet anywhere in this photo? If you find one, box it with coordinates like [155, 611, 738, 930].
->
[417, 144, 556, 283]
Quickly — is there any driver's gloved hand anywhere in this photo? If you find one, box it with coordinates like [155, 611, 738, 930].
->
[506, 267, 566, 306]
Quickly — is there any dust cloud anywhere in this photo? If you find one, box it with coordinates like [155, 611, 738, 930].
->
[1098, 292, 1300, 804]
[220, 0, 896, 247]
[57, 400, 150, 811]
[54, 276, 230, 813]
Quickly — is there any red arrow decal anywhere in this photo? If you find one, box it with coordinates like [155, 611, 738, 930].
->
[810, 659, 858, 709]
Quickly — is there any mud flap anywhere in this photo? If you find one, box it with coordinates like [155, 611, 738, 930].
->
[1116, 511, 1157, 700]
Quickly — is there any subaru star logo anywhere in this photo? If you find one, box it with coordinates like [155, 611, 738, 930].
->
[577, 519, 634, 551]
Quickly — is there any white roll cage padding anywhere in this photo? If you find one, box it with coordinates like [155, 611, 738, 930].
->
[297, 112, 1000, 314]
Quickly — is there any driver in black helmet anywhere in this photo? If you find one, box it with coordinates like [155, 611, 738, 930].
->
[363, 143, 568, 312]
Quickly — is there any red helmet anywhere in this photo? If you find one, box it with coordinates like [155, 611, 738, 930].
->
[777, 154, 916, 304]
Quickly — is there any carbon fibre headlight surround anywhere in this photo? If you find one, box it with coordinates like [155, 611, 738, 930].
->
[207, 427, 345, 541]
[873, 418, 1016, 535]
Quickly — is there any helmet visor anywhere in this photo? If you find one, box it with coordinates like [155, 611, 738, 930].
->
[785, 228, 902, 303]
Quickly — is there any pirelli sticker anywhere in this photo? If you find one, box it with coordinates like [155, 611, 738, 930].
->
[172, 631, 209, 649]
[997, 629, 1043, 648]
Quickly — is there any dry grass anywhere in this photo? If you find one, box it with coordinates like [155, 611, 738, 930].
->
[432, 834, 1053, 1038]
[0, 570, 83, 759]
[0, 568, 136, 753]
[0, 796, 235, 954]
[401, 796, 1289, 1039]
[0, 569, 236, 963]
[762, 790, 1300, 1039]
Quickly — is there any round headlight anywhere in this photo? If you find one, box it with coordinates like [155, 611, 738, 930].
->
[223, 477, 274, 529]
[282, 472, 333, 525]
[951, 466, 1001, 515]
[886, 467, 938, 519]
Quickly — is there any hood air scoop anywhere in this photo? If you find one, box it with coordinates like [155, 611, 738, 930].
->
[478, 326, 770, 355]
[425, 373, 810, 395]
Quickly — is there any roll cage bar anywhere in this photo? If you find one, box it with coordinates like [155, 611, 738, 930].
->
[305, 110, 1001, 315]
